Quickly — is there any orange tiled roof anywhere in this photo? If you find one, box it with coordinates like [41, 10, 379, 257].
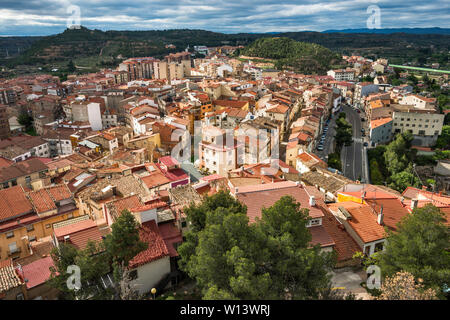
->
[329, 202, 386, 243]
[371, 117, 392, 129]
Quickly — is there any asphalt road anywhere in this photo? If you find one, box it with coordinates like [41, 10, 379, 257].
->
[341, 105, 364, 182]
[315, 115, 337, 160]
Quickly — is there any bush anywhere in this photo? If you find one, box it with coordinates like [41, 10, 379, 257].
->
[369, 159, 384, 185]
[327, 152, 342, 171]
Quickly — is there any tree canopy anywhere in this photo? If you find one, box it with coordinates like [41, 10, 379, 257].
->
[49, 210, 147, 300]
[378, 204, 450, 298]
[178, 192, 336, 300]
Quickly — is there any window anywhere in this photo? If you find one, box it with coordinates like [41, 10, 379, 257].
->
[29, 235, 37, 242]
[6, 231, 14, 238]
[374, 242, 384, 252]
[45, 224, 51, 229]
[26, 224, 34, 232]
[67, 213, 73, 219]
[8, 242, 18, 254]
[11, 179, 17, 186]
[2, 182, 9, 189]
[181, 221, 187, 228]
[16, 293, 24, 300]
[129, 270, 138, 280]
[309, 219, 321, 226]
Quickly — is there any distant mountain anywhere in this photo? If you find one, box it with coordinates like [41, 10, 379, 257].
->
[323, 28, 450, 35]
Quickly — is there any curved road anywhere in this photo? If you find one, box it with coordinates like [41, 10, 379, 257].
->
[341, 105, 365, 182]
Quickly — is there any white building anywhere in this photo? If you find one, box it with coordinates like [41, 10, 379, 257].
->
[327, 69, 355, 81]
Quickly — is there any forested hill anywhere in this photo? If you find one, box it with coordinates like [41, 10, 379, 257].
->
[239, 37, 340, 74]
[2, 27, 449, 70]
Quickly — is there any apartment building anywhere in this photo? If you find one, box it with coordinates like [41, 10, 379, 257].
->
[0, 185, 79, 261]
[0, 158, 49, 190]
[0, 104, 10, 139]
[70, 102, 103, 131]
[118, 57, 156, 80]
[327, 69, 355, 81]
[354, 82, 378, 109]
[198, 126, 239, 176]
[391, 104, 445, 146]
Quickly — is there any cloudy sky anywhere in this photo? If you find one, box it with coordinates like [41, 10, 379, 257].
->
[0, 0, 449, 36]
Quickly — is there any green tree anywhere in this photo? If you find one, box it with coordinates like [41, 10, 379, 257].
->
[435, 125, 450, 149]
[256, 196, 336, 299]
[48, 241, 113, 300]
[388, 167, 420, 192]
[179, 195, 335, 300]
[67, 59, 76, 72]
[369, 159, 384, 185]
[327, 152, 342, 171]
[378, 204, 450, 298]
[104, 209, 147, 267]
[383, 132, 413, 175]
[334, 113, 352, 152]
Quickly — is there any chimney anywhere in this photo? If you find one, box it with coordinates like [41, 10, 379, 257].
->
[377, 205, 384, 225]
[361, 191, 366, 202]
[411, 199, 418, 210]
[235, 187, 239, 194]
[309, 196, 316, 207]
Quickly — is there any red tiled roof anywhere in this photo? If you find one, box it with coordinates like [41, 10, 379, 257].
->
[128, 220, 169, 268]
[309, 225, 335, 248]
[109, 195, 142, 219]
[54, 219, 103, 250]
[316, 199, 360, 261]
[159, 156, 179, 167]
[365, 198, 410, 232]
[158, 222, 183, 257]
[54, 219, 97, 238]
[67, 227, 103, 250]
[21, 256, 55, 289]
[236, 182, 324, 224]
[0, 186, 34, 221]
[213, 99, 248, 109]
[28, 189, 56, 214]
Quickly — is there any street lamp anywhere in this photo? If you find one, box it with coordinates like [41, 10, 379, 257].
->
[151, 287, 156, 300]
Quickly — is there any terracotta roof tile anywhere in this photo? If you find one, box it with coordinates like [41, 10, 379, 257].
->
[0, 186, 34, 221]
[236, 181, 324, 224]
[21, 256, 55, 289]
[128, 220, 169, 268]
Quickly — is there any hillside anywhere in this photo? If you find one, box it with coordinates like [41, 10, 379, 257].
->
[239, 37, 340, 74]
[1, 27, 449, 72]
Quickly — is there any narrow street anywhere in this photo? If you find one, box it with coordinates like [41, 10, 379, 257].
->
[340, 105, 365, 182]
[316, 114, 337, 160]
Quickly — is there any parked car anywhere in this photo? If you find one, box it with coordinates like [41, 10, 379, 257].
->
[317, 145, 324, 151]
[361, 128, 365, 133]
[363, 142, 369, 147]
